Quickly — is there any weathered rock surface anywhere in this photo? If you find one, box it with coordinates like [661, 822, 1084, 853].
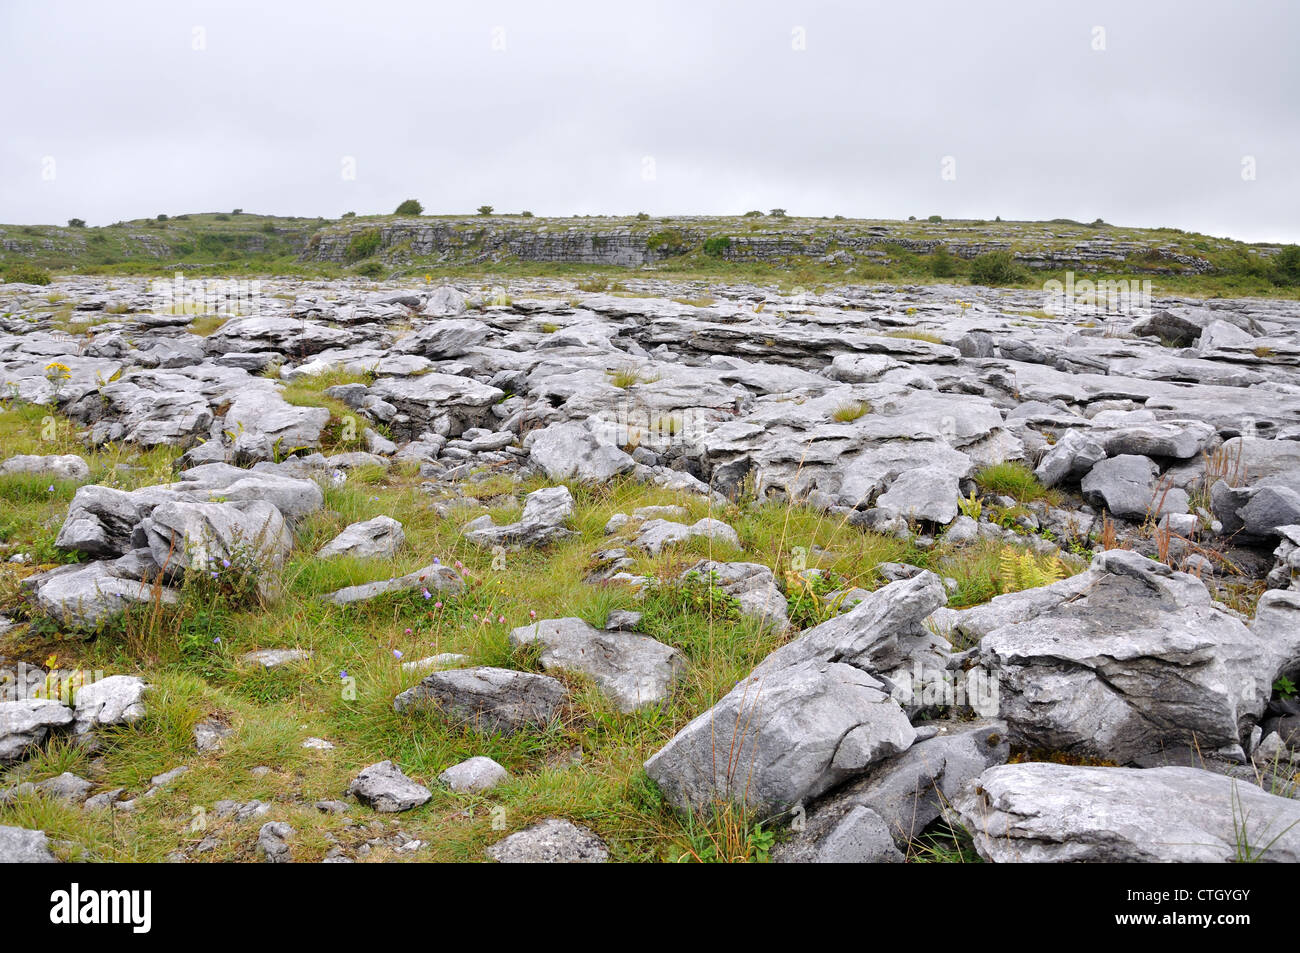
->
[645, 576, 947, 814]
[317, 515, 405, 559]
[438, 756, 509, 793]
[346, 760, 432, 812]
[0, 699, 75, 762]
[0, 825, 59, 862]
[393, 666, 566, 733]
[955, 762, 1300, 862]
[773, 720, 1010, 862]
[508, 617, 684, 712]
[486, 818, 609, 863]
[960, 550, 1297, 763]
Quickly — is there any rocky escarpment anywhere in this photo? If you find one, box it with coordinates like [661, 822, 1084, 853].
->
[303, 217, 1220, 272]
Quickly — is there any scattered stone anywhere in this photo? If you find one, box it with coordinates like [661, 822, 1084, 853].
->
[256, 821, 294, 863]
[486, 818, 609, 863]
[438, 756, 509, 793]
[241, 649, 313, 669]
[346, 760, 432, 813]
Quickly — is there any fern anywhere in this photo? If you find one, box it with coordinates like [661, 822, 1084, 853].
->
[996, 546, 1064, 593]
[957, 490, 982, 521]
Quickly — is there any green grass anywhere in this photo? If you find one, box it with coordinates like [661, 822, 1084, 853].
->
[972, 461, 1054, 504]
[830, 400, 870, 422]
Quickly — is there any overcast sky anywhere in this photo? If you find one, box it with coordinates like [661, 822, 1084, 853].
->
[3, 0, 1297, 242]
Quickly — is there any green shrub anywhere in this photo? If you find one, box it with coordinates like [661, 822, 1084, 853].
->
[2, 264, 52, 285]
[353, 260, 385, 278]
[345, 228, 382, 262]
[477, 205, 494, 215]
[1273, 245, 1300, 286]
[769, 208, 787, 218]
[646, 230, 689, 255]
[969, 251, 1026, 286]
[635, 211, 650, 221]
[67, 218, 86, 228]
[394, 199, 423, 215]
[702, 236, 731, 258]
[929, 246, 956, 277]
[927, 214, 942, 223]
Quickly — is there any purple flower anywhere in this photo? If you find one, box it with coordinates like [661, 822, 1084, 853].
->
[212, 636, 221, 644]
[221, 558, 231, 569]
[432, 557, 440, 565]
[421, 588, 431, 599]
[339, 669, 348, 680]
[392, 649, 404, 660]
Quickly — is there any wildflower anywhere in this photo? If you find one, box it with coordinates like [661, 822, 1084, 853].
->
[339, 669, 348, 680]
[529, 610, 536, 619]
[434, 601, 442, 609]
[393, 649, 404, 660]
[221, 558, 231, 568]
[46, 484, 54, 493]
[421, 588, 431, 599]
[404, 627, 412, 635]
[432, 556, 440, 565]
[454, 560, 463, 570]
[213, 636, 221, 645]
[497, 615, 505, 624]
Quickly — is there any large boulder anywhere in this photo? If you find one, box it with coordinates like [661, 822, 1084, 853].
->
[0, 699, 74, 763]
[955, 762, 1300, 862]
[646, 659, 915, 815]
[963, 550, 1299, 763]
[395, 317, 486, 357]
[0, 454, 90, 482]
[644, 576, 948, 815]
[421, 285, 467, 317]
[29, 559, 179, 632]
[393, 667, 566, 733]
[508, 617, 684, 712]
[72, 675, 148, 737]
[1081, 454, 1187, 520]
[223, 392, 330, 451]
[136, 500, 293, 597]
[318, 516, 405, 560]
[773, 720, 1009, 862]
[524, 421, 635, 482]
